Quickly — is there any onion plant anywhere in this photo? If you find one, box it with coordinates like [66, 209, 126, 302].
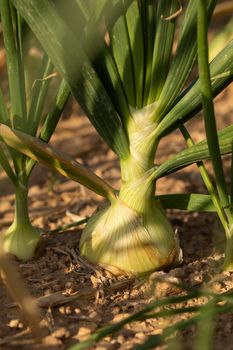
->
[1, 0, 233, 274]
[0, 0, 70, 260]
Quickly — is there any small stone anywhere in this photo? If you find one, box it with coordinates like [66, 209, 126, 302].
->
[59, 305, 72, 315]
[117, 335, 125, 343]
[43, 335, 62, 346]
[136, 332, 146, 340]
[74, 321, 97, 341]
[52, 327, 70, 339]
[153, 281, 181, 298]
[8, 319, 23, 328]
[189, 273, 203, 286]
[169, 267, 185, 279]
[65, 306, 72, 314]
[74, 307, 81, 315]
[112, 306, 121, 315]
[95, 341, 116, 350]
[59, 306, 66, 314]
[113, 313, 130, 322]
[90, 275, 99, 288]
[89, 311, 102, 323]
[211, 281, 222, 293]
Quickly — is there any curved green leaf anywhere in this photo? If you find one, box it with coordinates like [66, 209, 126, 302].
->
[156, 193, 217, 212]
[0, 123, 117, 201]
[153, 125, 233, 180]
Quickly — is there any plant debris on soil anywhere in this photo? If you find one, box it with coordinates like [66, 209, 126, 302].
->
[1, 83, 233, 350]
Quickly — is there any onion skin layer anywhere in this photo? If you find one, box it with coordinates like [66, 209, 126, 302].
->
[80, 199, 182, 276]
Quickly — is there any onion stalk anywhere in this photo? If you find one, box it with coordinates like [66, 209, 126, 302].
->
[80, 110, 182, 275]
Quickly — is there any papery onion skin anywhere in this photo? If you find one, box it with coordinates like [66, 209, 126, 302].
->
[80, 199, 181, 276]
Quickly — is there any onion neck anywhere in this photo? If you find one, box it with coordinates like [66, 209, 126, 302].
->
[14, 179, 31, 228]
[119, 121, 158, 213]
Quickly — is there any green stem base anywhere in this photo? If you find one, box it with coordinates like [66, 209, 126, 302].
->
[223, 234, 233, 271]
[3, 183, 40, 261]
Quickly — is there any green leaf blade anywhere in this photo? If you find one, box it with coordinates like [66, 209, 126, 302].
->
[27, 55, 54, 136]
[156, 193, 217, 212]
[153, 128, 233, 180]
[125, 0, 144, 108]
[0, 123, 117, 201]
[147, 0, 179, 105]
[109, 1, 136, 107]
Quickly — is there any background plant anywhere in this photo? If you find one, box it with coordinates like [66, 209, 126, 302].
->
[0, 0, 70, 260]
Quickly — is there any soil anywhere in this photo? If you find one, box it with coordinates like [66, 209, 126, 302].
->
[1, 83, 233, 350]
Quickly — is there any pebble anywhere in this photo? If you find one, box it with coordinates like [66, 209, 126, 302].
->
[43, 335, 62, 346]
[117, 335, 125, 343]
[59, 306, 72, 315]
[74, 307, 81, 315]
[113, 313, 130, 322]
[169, 267, 185, 279]
[153, 281, 181, 298]
[8, 319, 24, 329]
[95, 341, 116, 350]
[211, 281, 222, 293]
[136, 332, 146, 340]
[189, 273, 203, 286]
[89, 310, 102, 323]
[52, 326, 70, 339]
[112, 305, 121, 315]
[74, 321, 97, 341]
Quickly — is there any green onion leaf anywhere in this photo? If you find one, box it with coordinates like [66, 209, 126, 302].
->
[156, 193, 218, 212]
[0, 123, 117, 201]
[153, 125, 233, 180]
